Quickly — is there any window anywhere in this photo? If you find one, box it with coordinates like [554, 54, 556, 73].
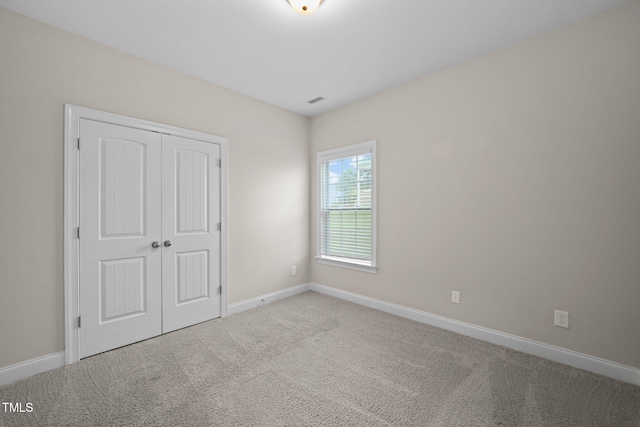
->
[317, 140, 376, 273]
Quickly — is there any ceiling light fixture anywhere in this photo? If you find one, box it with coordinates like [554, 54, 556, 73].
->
[288, 0, 323, 14]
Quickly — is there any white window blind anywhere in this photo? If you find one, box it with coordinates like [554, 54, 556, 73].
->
[317, 141, 376, 272]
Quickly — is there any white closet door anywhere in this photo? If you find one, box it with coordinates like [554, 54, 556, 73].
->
[161, 134, 221, 333]
[79, 119, 162, 358]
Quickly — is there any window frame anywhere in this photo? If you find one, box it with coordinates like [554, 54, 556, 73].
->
[316, 140, 377, 274]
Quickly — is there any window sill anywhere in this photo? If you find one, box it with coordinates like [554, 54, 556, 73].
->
[315, 256, 377, 274]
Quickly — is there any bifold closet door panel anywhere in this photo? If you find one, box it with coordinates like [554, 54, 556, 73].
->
[161, 134, 222, 333]
[78, 119, 163, 358]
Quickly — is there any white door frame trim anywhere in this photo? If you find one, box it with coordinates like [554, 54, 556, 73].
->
[64, 104, 229, 365]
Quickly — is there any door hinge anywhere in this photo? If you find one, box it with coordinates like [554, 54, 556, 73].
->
[217, 222, 221, 231]
[76, 227, 80, 239]
[77, 316, 81, 328]
[218, 158, 222, 168]
[77, 138, 80, 150]
[218, 285, 222, 295]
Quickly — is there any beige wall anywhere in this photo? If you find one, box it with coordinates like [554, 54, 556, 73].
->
[0, 7, 310, 368]
[310, 1, 640, 368]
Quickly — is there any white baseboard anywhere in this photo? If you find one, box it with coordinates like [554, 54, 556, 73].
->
[310, 283, 640, 387]
[228, 283, 311, 315]
[4, 285, 637, 388]
[0, 352, 65, 387]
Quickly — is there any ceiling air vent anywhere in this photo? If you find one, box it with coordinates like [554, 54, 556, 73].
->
[308, 97, 324, 104]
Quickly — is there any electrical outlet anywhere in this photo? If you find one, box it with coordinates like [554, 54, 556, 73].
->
[291, 266, 297, 276]
[451, 291, 460, 304]
[554, 310, 569, 328]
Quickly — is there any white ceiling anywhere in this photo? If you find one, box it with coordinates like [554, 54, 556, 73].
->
[0, 0, 631, 116]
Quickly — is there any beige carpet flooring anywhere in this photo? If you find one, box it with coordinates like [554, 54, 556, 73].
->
[1, 291, 639, 426]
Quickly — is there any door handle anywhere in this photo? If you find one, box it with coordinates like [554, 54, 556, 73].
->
[151, 241, 160, 248]
[164, 240, 172, 247]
